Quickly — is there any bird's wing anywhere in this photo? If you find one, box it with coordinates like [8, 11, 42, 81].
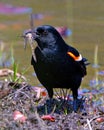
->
[67, 46, 82, 61]
[67, 52, 82, 61]
[67, 47, 87, 76]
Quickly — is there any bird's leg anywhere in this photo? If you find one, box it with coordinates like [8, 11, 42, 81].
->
[72, 89, 79, 112]
[46, 88, 53, 99]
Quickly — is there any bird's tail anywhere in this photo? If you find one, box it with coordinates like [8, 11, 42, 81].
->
[82, 58, 90, 66]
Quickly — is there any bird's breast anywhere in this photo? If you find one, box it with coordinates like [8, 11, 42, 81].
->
[33, 48, 77, 77]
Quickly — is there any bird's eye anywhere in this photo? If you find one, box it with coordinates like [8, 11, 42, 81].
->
[43, 30, 48, 35]
[37, 28, 44, 34]
[36, 28, 48, 35]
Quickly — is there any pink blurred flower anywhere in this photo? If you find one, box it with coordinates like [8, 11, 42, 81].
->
[13, 110, 27, 123]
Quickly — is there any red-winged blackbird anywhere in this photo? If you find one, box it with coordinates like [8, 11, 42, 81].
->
[24, 25, 88, 112]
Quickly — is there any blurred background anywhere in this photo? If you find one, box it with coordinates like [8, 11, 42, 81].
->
[0, 0, 104, 89]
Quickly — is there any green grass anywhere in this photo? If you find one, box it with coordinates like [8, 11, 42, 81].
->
[0, 0, 104, 87]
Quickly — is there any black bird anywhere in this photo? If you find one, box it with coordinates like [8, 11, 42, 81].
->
[24, 25, 88, 112]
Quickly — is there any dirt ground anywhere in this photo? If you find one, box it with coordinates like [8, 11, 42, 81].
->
[0, 81, 104, 130]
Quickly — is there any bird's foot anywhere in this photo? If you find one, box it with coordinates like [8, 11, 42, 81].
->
[73, 99, 79, 112]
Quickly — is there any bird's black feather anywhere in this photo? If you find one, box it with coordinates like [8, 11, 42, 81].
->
[26, 25, 88, 112]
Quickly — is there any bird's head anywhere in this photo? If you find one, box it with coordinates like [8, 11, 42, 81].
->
[23, 25, 64, 50]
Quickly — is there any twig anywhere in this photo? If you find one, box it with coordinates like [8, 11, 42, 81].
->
[14, 83, 28, 94]
[3, 83, 29, 99]
[18, 91, 30, 99]
[86, 119, 92, 130]
[84, 115, 101, 129]
[29, 39, 37, 62]
[51, 104, 56, 115]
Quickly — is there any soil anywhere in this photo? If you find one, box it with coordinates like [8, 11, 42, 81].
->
[0, 81, 104, 130]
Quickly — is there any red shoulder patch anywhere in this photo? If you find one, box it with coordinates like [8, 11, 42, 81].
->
[67, 52, 82, 61]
